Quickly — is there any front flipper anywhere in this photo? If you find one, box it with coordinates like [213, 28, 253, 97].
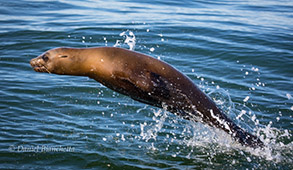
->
[149, 72, 171, 99]
[112, 71, 171, 107]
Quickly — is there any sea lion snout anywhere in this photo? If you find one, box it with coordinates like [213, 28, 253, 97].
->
[30, 55, 50, 73]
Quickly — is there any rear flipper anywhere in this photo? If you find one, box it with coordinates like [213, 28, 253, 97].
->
[233, 128, 264, 148]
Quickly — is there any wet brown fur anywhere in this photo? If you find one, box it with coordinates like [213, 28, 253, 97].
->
[30, 47, 264, 148]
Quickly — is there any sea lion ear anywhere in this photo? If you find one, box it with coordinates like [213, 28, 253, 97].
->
[59, 55, 68, 58]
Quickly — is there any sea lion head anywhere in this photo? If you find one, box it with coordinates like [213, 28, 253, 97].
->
[30, 47, 86, 75]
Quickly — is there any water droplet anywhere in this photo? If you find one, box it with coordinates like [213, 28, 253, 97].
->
[286, 93, 292, 100]
[243, 96, 250, 102]
[121, 134, 125, 141]
[246, 157, 251, 162]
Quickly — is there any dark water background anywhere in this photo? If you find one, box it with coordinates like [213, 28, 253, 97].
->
[0, 0, 292, 169]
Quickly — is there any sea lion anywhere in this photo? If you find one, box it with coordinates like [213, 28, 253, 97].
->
[30, 47, 264, 148]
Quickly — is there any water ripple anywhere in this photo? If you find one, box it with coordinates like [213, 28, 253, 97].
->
[1, 0, 292, 169]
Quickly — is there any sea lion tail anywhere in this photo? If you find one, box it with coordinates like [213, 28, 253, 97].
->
[233, 127, 264, 148]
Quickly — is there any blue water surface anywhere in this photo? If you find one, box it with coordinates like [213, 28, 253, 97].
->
[0, 0, 292, 169]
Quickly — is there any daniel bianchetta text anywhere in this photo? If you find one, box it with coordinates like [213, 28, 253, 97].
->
[9, 145, 75, 153]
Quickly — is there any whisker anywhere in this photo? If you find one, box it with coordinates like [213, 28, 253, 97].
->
[44, 66, 51, 74]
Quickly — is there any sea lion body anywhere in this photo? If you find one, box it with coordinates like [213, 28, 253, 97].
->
[30, 47, 263, 148]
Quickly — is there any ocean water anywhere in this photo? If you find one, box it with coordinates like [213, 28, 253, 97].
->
[0, 0, 292, 169]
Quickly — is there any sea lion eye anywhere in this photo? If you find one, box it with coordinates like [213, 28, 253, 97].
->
[42, 54, 49, 62]
[60, 55, 68, 58]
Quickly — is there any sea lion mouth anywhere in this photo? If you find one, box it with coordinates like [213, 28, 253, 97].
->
[32, 65, 50, 73]
[30, 58, 51, 73]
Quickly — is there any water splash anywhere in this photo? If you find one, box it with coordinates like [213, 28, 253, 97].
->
[114, 30, 136, 50]
[209, 86, 292, 162]
[137, 85, 292, 164]
[140, 106, 168, 143]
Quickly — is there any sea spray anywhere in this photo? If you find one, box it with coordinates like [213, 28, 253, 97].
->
[136, 83, 292, 164]
[114, 30, 136, 50]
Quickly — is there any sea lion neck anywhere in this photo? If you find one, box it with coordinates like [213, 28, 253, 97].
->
[76, 47, 115, 81]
